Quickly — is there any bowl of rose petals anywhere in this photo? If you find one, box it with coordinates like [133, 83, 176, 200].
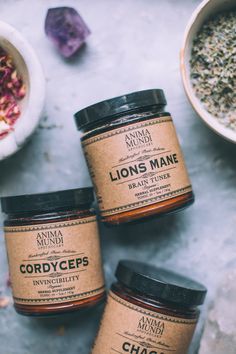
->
[0, 21, 45, 160]
[180, 0, 236, 144]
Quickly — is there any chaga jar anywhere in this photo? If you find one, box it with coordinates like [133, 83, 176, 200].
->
[1, 188, 105, 316]
[75, 90, 194, 225]
[92, 260, 207, 354]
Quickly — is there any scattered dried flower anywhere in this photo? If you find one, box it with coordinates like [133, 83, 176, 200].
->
[0, 47, 26, 140]
[0, 296, 10, 309]
[57, 326, 65, 336]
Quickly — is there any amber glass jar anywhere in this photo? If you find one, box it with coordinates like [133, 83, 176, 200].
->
[75, 90, 194, 225]
[92, 260, 207, 354]
[1, 188, 105, 316]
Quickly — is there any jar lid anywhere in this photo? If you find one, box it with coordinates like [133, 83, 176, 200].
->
[1, 187, 94, 214]
[74, 89, 167, 131]
[116, 260, 207, 307]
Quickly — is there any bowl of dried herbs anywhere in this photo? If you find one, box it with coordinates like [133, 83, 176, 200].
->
[0, 21, 45, 160]
[181, 0, 236, 143]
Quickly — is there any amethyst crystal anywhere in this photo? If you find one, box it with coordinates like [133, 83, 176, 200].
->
[45, 7, 91, 58]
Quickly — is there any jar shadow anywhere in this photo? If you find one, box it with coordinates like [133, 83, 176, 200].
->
[24, 300, 105, 331]
[16, 303, 104, 354]
[99, 209, 189, 247]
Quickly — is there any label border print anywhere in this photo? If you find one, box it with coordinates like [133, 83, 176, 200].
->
[110, 292, 197, 325]
[4, 216, 96, 233]
[100, 185, 192, 216]
[13, 286, 105, 304]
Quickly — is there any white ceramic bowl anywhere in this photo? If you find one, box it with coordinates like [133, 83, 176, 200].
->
[0, 21, 45, 160]
[180, 0, 236, 144]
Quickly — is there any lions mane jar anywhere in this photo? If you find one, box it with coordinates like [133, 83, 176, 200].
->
[75, 90, 194, 225]
[1, 188, 105, 316]
[92, 260, 207, 354]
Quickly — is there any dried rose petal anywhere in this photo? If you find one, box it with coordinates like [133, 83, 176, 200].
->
[45, 7, 91, 58]
[0, 47, 26, 140]
[0, 67, 11, 85]
[0, 121, 12, 139]
[0, 296, 10, 309]
[0, 95, 20, 123]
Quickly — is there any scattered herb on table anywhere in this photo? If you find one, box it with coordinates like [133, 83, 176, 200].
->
[57, 326, 65, 336]
[190, 11, 236, 131]
[0, 47, 26, 140]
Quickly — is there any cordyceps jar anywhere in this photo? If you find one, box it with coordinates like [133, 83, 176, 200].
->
[1, 188, 105, 316]
[92, 260, 207, 354]
[75, 90, 194, 225]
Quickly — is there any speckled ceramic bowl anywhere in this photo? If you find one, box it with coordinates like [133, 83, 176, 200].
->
[180, 0, 236, 144]
[0, 21, 45, 160]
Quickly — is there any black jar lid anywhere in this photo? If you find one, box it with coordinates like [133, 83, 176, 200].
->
[116, 260, 207, 307]
[1, 188, 94, 214]
[74, 89, 167, 131]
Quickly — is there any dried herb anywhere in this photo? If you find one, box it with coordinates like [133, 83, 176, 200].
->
[0, 47, 26, 140]
[190, 11, 236, 131]
[57, 326, 65, 336]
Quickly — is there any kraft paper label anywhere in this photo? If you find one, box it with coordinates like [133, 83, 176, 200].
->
[4, 216, 105, 305]
[83, 116, 192, 217]
[92, 291, 198, 354]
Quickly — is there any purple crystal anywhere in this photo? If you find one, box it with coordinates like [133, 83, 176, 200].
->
[45, 7, 91, 58]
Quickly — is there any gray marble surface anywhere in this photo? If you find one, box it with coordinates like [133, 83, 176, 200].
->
[0, 0, 235, 353]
